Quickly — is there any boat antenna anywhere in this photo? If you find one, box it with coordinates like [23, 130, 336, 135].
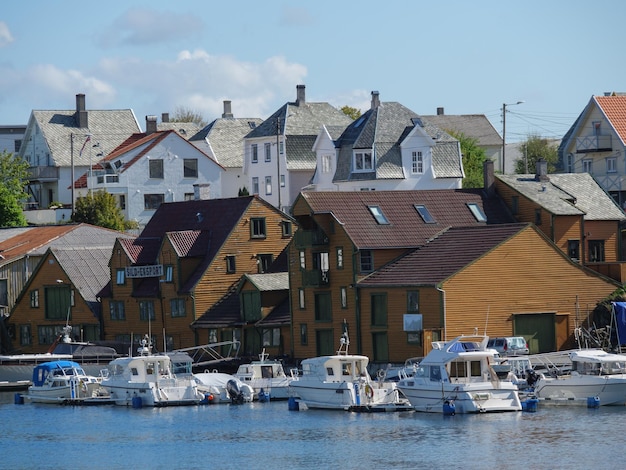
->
[483, 306, 490, 336]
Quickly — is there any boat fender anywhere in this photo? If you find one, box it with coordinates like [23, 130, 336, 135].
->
[364, 384, 374, 399]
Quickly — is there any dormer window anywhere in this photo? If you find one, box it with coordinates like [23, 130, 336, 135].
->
[368, 205, 389, 225]
[354, 150, 373, 172]
[414, 204, 435, 223]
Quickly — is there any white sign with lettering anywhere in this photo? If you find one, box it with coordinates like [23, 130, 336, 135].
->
[125, 265, 164, 278]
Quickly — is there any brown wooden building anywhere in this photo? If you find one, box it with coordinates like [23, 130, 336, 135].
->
[100, 196, 294, 352]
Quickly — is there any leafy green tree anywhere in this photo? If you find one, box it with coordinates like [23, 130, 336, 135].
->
[172, 106, 207, 127]
[448, 131, 487, 188]
[341, 105, 361, 121]
[72, 190, 125, 230]
[0, 151, 29, 227]
[515, 135, 559, 174]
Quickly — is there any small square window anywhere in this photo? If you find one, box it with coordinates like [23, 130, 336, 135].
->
[183, 159, 198, 178]
[251, 218, 266, 238]
[368, 205, 389, 224]
[149, 159, 164, 179]
[414, 204, 435, 223]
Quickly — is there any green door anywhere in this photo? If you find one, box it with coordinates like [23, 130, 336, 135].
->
[514, 313, 555, 353]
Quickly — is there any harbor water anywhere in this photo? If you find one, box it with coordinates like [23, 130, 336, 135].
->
[0, 391, 623, 470]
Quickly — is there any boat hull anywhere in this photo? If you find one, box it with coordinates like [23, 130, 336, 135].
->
[290, 381, 407, 411]
[104, 381, 203, 407]
[535, 375, 626, 406]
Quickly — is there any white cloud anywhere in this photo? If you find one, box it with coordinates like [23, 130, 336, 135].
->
[98, 8, 204, 47]
[0, 22, 14, 47]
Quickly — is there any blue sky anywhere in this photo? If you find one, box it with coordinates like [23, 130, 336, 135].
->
[1, 1, 624, 142]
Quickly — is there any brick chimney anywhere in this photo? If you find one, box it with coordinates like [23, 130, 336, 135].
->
[535, 159, 549, 182]
[483, 160, 495, 198]
[371, 91, 380, 109]
[75, 93, 88, 128]
[437, 107, 444, 115]
[222, 100, 234, 118]
[145, 115, 157, 134]
[162, 113, 170, 123]
[296, 84, 306, 106]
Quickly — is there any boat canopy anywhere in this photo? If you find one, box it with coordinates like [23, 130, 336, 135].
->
[31, 360, 82, 386]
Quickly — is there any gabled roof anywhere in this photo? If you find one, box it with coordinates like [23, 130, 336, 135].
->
[296, 190, 515, 249]
[0, 224, 133, 263]
[191, 285, 243, 328]
[190, 117, 263, 169]
[358, 224, 530, 286]
[157, 121, 202, 138]
[595, 94, 626, 146]
[421, 114, 503, 147]
[333, 102, 462, 182]
[496, 172, 626, 220]
[26, 109, 140, 167]
[241, 272, 289, 292]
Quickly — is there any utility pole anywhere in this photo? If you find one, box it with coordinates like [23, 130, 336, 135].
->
[276, 116, 282, 212]
[502, 101, 524, 174]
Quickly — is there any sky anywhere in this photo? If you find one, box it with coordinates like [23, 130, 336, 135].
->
[1, 1, 625, 142]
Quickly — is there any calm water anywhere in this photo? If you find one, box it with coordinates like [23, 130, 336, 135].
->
[1, 391, 623, 470]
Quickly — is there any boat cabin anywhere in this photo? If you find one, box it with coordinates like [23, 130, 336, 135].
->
[301, 355, 370, 383]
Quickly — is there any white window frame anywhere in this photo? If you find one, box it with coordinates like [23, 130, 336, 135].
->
[322, 155, 332, 173]
[265, 176, 272, 195]
[264, 143, 271, 162]
[353, 150, 373, 172]
[411, 151, 424, 174]
[607, 157, 617, 173]
[251, 144, 258, 163]
[582, 159, 593, 174]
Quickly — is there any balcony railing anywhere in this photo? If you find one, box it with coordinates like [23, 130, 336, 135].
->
[576, 135, 612, 153]
[302, 269, 330, 287]
[294, 229, 329, 248]
[28, 166, 59, 181]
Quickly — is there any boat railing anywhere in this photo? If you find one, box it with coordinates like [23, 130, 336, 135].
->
[174, 340, 241, 368]
[527, 351, 574, 376]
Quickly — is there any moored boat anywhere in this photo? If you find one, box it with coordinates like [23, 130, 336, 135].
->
[193, 370, 254, 404]
[234, 350, 295, 400]
[397, 335, 522, 414]
[24, 360, 109, 404]
[533, 349, 626, 406]
[288, 333, 411, 412]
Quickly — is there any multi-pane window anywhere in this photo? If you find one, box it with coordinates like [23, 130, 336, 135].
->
[589, 240, 605, 262]
[265, 176, 272, 195]
[149, 159, 164, 179]
[322, 155, 332, 173]
[258, 254, 273, 273]
[226, 255, 236, 273]
[607, 157, 617, 173]
[252, 177, 259, 194]
[299, 250, 306, 269]
[251, 218, 266, 238]
[20, 324, 31, 346]
[116, 269, 125, 285]
[411, 151, 423, 174]
[583, 159, 593, 174]
[265, 143, 272, 162]
[336, 247, 343, 269]
[165, 265, 173, 282]
[360, 250, 373, 273]
[407, 291, 419, 313]
[281, 220, 292, 237]
[251, 144, 258, 163]
[144, 194, 164, 210]
[262, 328, 280, 347]
[110, 301, 125, 320]
[183, 159, 198, 178]
[354, 151, 373, 171]
[568, 240, 580, 261]
[38, 325, 59, 345]
[139, 301, 156, 321]
[170, 299, 186, 318]
[30, 289, 39, 308]
[567, 154, 574, 173]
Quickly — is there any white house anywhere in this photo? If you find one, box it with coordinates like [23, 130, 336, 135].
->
[310, 91, 464, 192]
[0, 125, 26, 156]
[243, 85, 353, 212]
[190, 100, 262, 198]
[18, 93, 141, 210]
[74, 123, 224, 227]
[558, 92, 626, 208]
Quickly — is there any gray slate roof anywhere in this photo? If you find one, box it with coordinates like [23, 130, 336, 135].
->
[190, 118, 262, 169]
[421, 114, 503, 147]
[157, 122, 202, 138]
[334, 102, 463, 182]
[496, 172, 626, 220]
[243, 272, 288, 291]
[30, 109, 141, 167]
[29, 224, 135, 255]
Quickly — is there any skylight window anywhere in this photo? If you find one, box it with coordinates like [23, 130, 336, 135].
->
[368, 205, 389, 225]
[467, 203, 487, 222]
[414, 204, 435, 224]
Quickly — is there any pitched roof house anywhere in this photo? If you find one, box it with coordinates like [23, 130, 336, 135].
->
[101, 196, 295, 352]
[310, 92, 464, 192]
[74, 126, 224, 227]
[558, 93, 626, 208]
[18, 93, 141, 211]
[492, 159, 626, 281]
[243, 84, 353, 212]
[190, 101, 263, 198]
[4, 225, 135, 354]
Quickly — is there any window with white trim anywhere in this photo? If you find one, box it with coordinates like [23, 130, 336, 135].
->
[264, 143, 271, 162]
[582, 159, 593, 174]
[353, 151, 373, 171]
[607, 157, 617, 173]
[251, 144, 258, 163]
[411, 151, 423, 174]
[322, 155, 332, 173]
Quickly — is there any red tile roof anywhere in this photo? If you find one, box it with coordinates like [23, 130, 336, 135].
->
[298, 190, 514, 249]
[595, 95, 626, 145]
[0, 225, 79, 260]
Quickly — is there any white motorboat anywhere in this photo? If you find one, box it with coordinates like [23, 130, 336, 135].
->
[101, 336, 205, 407]
[533, 349, 626, 406]
[288, 333, 411, 411]
[194, 370, 254, 404]
[24, 360, 109, 404]
[397, 335, 522, 414]
[234, 350, 295, 400]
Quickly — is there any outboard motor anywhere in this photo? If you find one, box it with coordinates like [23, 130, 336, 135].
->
[525, 369, 539, 388]
[226, 379, 245, 405]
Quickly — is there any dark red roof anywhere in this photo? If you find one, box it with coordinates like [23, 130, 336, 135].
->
[358, 223, 530, 286]
[298, 190, 514, 249]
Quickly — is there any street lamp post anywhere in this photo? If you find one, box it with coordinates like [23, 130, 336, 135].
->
[502, 101, 524, 174]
